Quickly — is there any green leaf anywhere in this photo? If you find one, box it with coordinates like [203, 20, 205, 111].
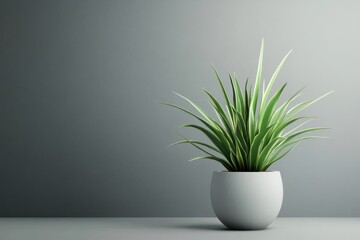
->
[260, 50, 292, 116]
[249, 125, 274, 170]
[172, 91, 218, 127]
[249, 38, 264, 116]
[286, 91, 334, 119]
[188, 155, 233, 171]
[211, 65, 233, 118]
[258, 83, 287, 133]
[202, 88, 235, 137]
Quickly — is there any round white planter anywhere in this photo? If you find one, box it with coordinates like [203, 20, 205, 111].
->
[211, 171, 283, 230]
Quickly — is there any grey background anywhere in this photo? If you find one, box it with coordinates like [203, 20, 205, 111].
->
[0, 0, 358, 217]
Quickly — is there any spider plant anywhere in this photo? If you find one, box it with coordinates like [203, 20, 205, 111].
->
[161, 40, 332, 171]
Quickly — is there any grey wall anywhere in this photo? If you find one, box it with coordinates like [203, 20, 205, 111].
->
[0, 0, 358, 217]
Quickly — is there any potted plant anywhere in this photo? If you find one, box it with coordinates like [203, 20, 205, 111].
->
[161, 40, 332, 230]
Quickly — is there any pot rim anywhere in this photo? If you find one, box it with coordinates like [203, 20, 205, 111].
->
[214, 170, 280, 174]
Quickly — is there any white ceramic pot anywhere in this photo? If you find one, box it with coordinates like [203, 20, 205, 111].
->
[211, 171, 283, 230]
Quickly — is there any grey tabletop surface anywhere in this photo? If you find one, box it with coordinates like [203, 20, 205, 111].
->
[0, 217, 359, 240]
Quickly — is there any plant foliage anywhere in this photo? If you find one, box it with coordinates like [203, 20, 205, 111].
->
[161, 40, 332, 171]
